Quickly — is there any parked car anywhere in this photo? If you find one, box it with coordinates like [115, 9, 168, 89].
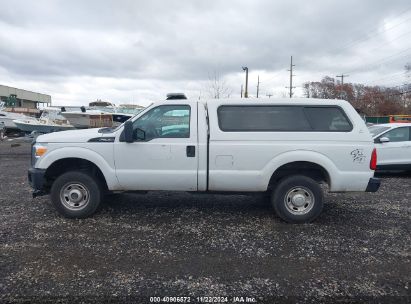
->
[28, 98, 380, 223]
[368, 123, 411, 171]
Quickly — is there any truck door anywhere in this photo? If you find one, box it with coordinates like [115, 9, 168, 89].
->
[114, 102, 198, 191]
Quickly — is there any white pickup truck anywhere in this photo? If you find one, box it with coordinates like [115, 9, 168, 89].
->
[28, 98, 380, 223]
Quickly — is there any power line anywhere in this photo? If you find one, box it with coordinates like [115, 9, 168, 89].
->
[301, 48, 410, 81]
[380, 79, 410, 88]
[336, 14, 411, 54]
[254, 8, 411, 95]
[262, 10, 411, 92]
[343, 47, 411, 75]
[329, 6, 411, 55]
[300, 7, 411, 77]
[356, 90, 411, 100]
[259, 69, 285, 84]
[342, 31, 411, 75]
[367, 71, 407, 85]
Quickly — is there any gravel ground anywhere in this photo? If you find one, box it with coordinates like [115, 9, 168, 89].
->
[0, 141, 410, 303]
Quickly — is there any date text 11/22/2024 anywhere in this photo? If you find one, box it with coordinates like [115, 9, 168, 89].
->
[149, 296, 257, 303]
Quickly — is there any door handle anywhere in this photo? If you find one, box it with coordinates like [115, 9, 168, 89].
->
[186, 145, 195, 157]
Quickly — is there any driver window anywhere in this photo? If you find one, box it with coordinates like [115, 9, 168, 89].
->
[380, 127, 410, 142]
[132, 105, 191, 141]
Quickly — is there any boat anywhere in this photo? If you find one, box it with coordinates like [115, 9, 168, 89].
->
[111, 112, 132, 126]
[88, 101, 136, 127]
[0, 102, 38, 130]
[117, 104, 145, 113]
[13, 108, 74, 133]
[60, 102, 144, 128]
[60, 107, 113, 129]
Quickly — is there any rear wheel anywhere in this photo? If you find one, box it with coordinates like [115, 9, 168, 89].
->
[50, 171, 102, 218]
[272, 175, 323, 223]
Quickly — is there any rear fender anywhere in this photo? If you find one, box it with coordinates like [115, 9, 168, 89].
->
[262, 150, 337, 190]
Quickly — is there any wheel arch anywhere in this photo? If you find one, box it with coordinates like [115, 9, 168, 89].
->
[36, 147, 120, 190]
[44, 157, 108, 191]
[267, 161, 330, 191]
[263, 150, 336, 191]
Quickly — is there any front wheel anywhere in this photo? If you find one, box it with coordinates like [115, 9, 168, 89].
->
[50, 171, 102, 218]
[272, 175, 323, 223]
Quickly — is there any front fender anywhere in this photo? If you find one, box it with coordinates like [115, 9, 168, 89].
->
[36, 147, 121, 190]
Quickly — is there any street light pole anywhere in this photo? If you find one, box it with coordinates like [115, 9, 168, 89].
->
[242, 66, 249, 98]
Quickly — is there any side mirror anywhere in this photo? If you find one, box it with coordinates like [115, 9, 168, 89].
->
[123, 121, 134, 143]
[379, 137, 390, 143]
[135, 128, 146, 141]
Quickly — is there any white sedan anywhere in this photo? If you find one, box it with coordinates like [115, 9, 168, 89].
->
[368, 123, 411, 171]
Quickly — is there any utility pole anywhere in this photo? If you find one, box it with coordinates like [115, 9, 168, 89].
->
[266, 93, 273, 98]
[286, 56, 296, 98]
[241, 85, 243, 98]
[242, 66, 249, 98]
[256, 75, 260, 98]
[336, 74, 349, 99]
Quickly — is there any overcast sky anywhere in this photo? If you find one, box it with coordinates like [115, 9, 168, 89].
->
[0, 0, 410, 106]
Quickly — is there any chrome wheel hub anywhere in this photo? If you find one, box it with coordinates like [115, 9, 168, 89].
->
[69, 189, 82, 202]
[292, 193, 306, 207]
[60, 183, 90, 210]
[284, 186, 315, 215]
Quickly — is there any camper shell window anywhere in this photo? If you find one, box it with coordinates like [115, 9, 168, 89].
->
[217, 105, 352, 132]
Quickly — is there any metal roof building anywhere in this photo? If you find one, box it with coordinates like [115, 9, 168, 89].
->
[0, 84, 51, 109]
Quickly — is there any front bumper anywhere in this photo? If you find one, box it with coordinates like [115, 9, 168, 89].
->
[365, 177, 381, 192]
[28, 167, 47, 197]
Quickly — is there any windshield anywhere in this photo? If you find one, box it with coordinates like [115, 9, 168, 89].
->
[368, 125, 390, 137]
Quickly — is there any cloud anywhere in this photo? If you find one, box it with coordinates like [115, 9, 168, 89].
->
[0, 0, 410, 105]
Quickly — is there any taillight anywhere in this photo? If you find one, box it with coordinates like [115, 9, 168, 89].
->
[370, 148, 377, 170]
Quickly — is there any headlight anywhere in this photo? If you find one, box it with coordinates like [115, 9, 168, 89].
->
[33, 143, 48, 159]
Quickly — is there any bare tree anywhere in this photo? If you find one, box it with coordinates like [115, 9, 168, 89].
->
[303, 76, 409, 115]
[206, 70, 232, 99]
[303, 77, 337, 99]
[279, 90, 290, 98]
[404, 63, 411, 112]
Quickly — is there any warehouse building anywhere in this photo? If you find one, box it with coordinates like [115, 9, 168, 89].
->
[0, 84, 51, 114]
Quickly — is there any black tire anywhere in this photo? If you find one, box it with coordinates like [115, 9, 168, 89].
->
[271, 175, 323, 223]
[50, 171, 102, 219]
